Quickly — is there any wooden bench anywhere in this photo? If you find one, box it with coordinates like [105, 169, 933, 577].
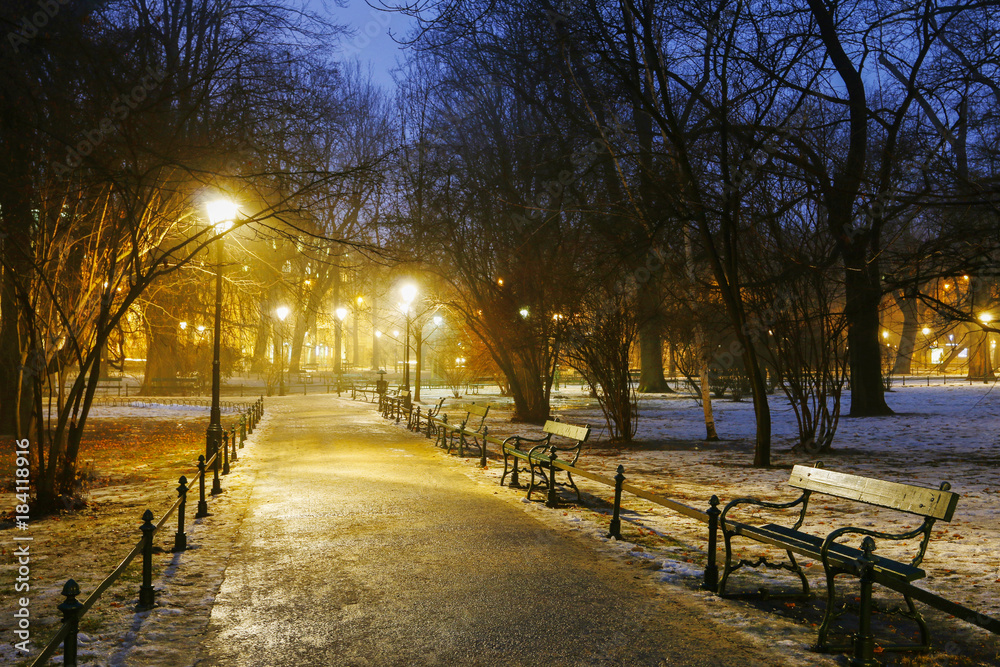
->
[97, 377, 124, 395]
[436, 403, 490, 456]
[719, 463, 960, 655]
[149, 376, 200, 395]
[382, 390, 411, 423]
[413, 397, 446, 435]
[351, 382, 381, 403]
[501, 420, 590, 505]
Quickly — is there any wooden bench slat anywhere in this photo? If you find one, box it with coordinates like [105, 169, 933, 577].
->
[467, 404, 489, 417]
[733, 522, 926, 581]
[789, 465, 959, 521]
[543, 420, 590, 442]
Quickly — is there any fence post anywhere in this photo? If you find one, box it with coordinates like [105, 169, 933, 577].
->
[211, 451, 223, 495]
[480, 426, 488, 468]
[222, 431, 231, 475]
[545, 447, 560, 508]
[139, 510, 156, 609]
[426, 411, 433, 438]
[608, 465, 625, 540]
[702, 495, 720, 592]
[240, 415, 247, 446]
[414, 406, 421, 432]
[173, 476, 188, 552]
[850, 537, 879, 667]
[58, 579, 83, 667]
[231, 425, 238, 462]
[437, 415, 448, 448]
[196, 456, 209, 517]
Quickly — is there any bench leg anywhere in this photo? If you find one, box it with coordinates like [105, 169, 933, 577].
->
[565, 471, 581, 503]
[504, 455, 523, 488]
[527, 462, 544, 501]
[816, 567, 847, 652]
[718, 535, 810, 600]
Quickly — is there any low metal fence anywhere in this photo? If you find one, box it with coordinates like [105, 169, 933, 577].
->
[27, 397, 265, 667]
[376, 396, 1000, 649]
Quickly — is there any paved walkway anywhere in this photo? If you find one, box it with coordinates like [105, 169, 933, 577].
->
[195, 396, 785, 666]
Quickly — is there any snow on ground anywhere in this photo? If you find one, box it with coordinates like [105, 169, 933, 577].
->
[3, 382, 999, 666]
[413, 379, 1000, 665]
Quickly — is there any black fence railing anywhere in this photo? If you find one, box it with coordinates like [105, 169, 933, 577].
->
[90, 397, 253, 412]
[27, 397, 265, 667]
[365, 391, 1000, 652]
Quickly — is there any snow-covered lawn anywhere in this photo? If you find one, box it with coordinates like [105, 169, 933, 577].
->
[2, 384, 998, 666]
[420, 380, 1000, 665]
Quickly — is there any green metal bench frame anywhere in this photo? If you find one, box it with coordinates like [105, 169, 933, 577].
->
[436, 403, 490, 456]
[501, 420, 590, 504]
[720, 463, 959, 655]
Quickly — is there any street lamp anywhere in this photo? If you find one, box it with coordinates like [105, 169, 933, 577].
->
[335, 307, 348, 390]
[205, 198, 237, 464]
[401, 283, 417, 391]
[276, 305, 290, 396]
[354, 296, 363, 369]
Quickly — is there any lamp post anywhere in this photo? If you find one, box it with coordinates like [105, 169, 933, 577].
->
[354, 296, 363, 368]
[401, 284, 417, 391]
[276, 306, 290, 396]
[335, 307, 348, 391]
[205, 199, 237, 462]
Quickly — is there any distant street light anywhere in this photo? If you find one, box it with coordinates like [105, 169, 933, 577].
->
[205, 198, 238, 464]
[401, 284, 417, 391]
[276, 305, 290, 396]
[335, 307, 348, 389]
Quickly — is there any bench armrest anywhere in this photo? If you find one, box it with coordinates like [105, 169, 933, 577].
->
[721, 493, 810, 532]
[820, 521, 935, 569]
[502, 434, 548, 452]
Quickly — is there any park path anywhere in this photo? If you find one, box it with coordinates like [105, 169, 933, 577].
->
[194, 395, 786, 667]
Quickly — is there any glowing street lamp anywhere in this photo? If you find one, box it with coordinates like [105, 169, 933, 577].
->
[335, 307, 348, 387]
[276, 306, 290, 396]
[401, 284, 417, 391]
[204, 197, 238, 470]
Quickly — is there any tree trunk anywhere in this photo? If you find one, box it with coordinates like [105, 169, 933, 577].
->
[844, 256, 892, 415]
[414, 335, 423, 401]
[637, 320, 671, 392]
[891, 292, 919, 375]
[967, 277, 994, 381]
[967, 331, 994, 381]
[142, 305, 182, 393]
[251, 292, 273, 373]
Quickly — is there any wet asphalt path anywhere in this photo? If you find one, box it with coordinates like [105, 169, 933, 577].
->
[196, 396, 785, 666]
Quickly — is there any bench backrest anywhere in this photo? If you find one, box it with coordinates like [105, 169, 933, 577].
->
[789, 465, 958, 521]
[468, 403, 489, 418]
[543, 420, 590, 443]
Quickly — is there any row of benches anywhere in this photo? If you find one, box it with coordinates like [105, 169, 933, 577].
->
[366, 391, 968, 661]
[375, 390, 592, 505]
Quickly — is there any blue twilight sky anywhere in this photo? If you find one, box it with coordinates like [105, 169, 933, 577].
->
[308, 0, 415, 90]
